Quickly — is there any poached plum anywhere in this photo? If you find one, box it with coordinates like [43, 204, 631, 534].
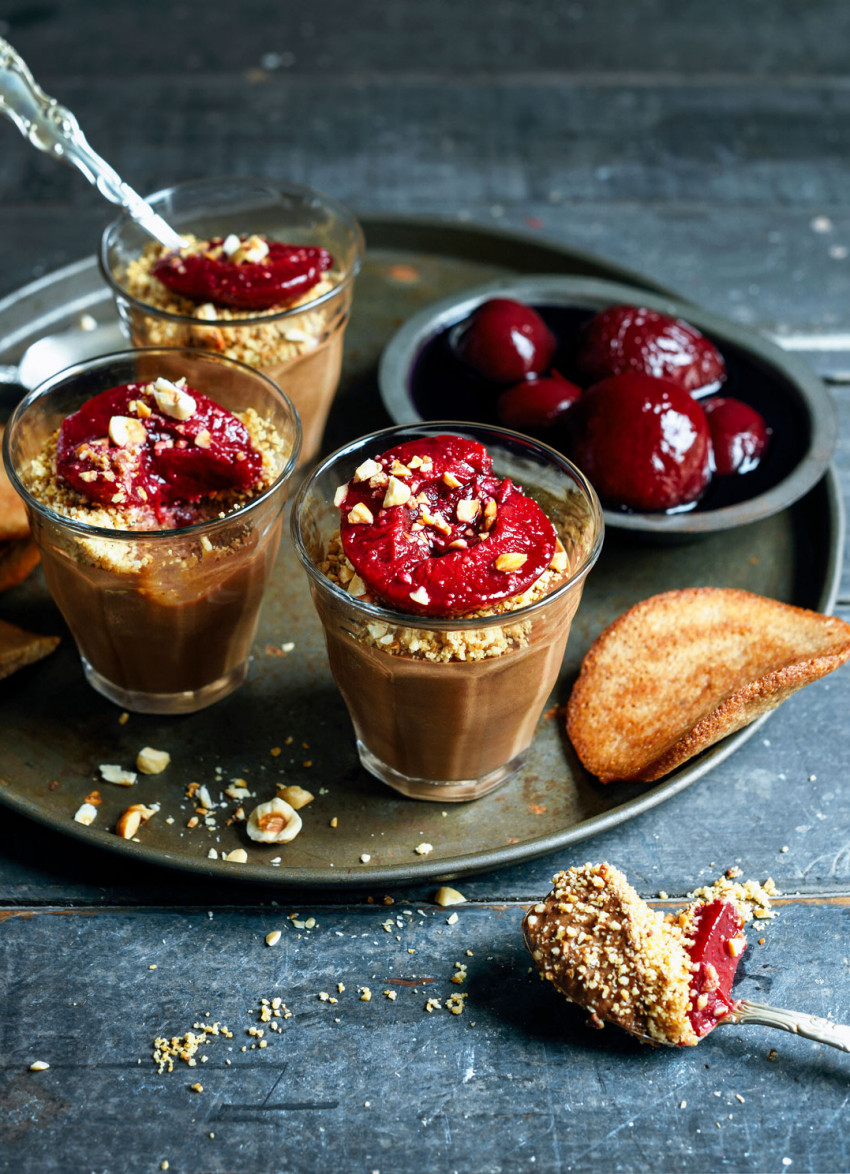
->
[703, 396, 770, 476]
[450, 298, 557, 383]
[577, 304, 726, 395]
[570, 372, 712, 511]
[497, 371, 582, 432]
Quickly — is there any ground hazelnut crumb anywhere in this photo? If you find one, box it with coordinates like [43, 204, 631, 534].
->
[265, 930, 282, 947]
[360, 987, 372, 1002]
[360, 853, 371, 863]
[29, 1061, 50, 1071]
[191, 1083, 203, 1093]
[415, 842, 433, 856]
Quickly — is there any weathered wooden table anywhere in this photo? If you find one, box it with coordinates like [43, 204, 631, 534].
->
[1, 4, 848, 1172]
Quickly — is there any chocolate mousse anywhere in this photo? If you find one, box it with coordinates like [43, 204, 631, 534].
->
[309, 432, 598, 796]
[121, 234, 345, 462]
[17, 373, 292, 709]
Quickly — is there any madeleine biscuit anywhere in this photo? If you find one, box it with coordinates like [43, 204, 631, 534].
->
[566, 587, 850, 782]
[0, 618, 59, 681]
[0, 426, 31, 543]
[0, 538, 40, 593]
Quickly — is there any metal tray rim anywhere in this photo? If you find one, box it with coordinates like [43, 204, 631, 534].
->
[0, 219, 843, 887]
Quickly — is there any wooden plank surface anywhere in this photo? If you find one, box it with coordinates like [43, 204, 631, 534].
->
[1, 2, 850, 1171]
[1, 901, 848, 1174]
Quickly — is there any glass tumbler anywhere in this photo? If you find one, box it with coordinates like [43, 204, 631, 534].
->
[3, 348, 301, 715]
[292, 422, 604, 802]
[100, 177, 364, 464]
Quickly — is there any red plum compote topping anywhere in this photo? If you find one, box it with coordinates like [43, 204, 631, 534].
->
[152, 234, 333, 311]
[335, 434, 558, 616]
[57, 378, 263, 526]
[684, 899, 747, 1038]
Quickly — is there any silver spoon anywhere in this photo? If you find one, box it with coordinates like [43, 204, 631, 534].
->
[719, 999, 850, 1052]
[0, 318, 126, 392]
[0, 36, 185, 251]
[630, 1000, 850, 1052]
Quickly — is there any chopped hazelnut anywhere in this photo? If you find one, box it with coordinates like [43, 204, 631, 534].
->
[99, 764, 137, 787]
[136, 747, 171, 775]
[246, 797, 302, 844]
[383, 476, 412, 508]
[347, 502, 374, 525]
[115, 803, 156, 839]
[495, 552, 527, 572]
[277, 785, 314, 810]
[152, 378, 196, 421]
[456, 498, 480, 523]
[73, 802, 98, 826]
[108, 414, 147, 448]
[353, 458, 382, 482]
[434, 886, 466, 907]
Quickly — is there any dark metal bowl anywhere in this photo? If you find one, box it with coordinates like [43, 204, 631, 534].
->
[378, 275, 837, 536]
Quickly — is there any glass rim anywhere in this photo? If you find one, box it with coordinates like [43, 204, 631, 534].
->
[3, 346, 302, 543]
[98, 175, 365, 327]
[291, 419, 605, 632]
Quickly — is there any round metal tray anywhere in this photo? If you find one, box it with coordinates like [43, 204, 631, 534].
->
[0, 217, 843, 886]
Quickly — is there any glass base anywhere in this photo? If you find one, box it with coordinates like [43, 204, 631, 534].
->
[356, 740, 525, 802]
[81, 657, 250, 715]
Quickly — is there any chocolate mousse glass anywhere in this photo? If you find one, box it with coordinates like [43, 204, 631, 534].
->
[292, 422, 603, 801]
[3, 348, 300, 714]
[99, 177, 364, 464]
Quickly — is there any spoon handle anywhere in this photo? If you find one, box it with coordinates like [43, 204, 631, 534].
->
[726, 999, 850, 1053]
[0, 37, 184, 250]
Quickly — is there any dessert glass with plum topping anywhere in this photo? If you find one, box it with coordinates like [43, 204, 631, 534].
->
[4, 348, 300, 714]
[292, 422, 603, 802]
[100, 177, 364, 464]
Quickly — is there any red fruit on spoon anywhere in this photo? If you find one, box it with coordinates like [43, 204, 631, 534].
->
[497, 371, 583, 432]
[570, 372, 712, 511]
[703, 397, 770, 476]
[450, 298, 557, 383]
[577, 304, 726, 395]
[684, 899, 746, 1039]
